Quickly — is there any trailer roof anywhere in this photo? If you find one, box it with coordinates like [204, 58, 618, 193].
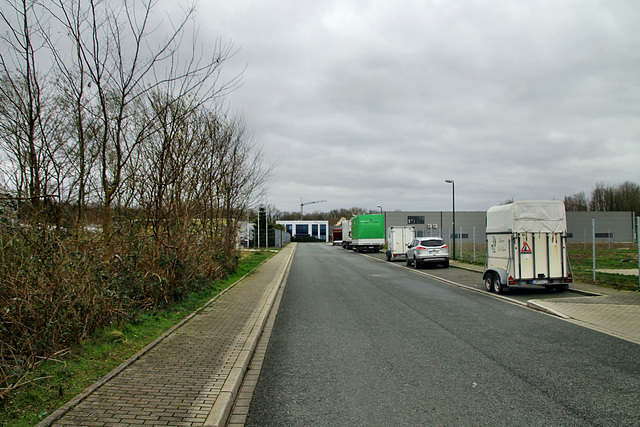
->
[486, 200, 567, 233]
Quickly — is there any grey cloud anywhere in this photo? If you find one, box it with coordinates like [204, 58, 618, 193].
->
[179, 0, 640, 213]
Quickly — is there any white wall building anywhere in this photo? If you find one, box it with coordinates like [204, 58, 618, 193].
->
[277, 220, 329, 242]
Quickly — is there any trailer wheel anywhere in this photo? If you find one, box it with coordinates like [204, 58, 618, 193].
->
[493, 275, 504, 294]
[484, 275, 494, 292]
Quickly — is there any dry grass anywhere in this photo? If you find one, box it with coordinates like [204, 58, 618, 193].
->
[0, 222, 239, 404]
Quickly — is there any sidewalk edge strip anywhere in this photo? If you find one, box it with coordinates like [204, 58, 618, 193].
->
[204, 244, 296, 427]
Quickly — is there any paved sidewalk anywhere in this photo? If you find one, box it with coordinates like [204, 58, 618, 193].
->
[39, 244, 296, 427]
[451, 260, 640, 345]
[527, 288, 640, 345]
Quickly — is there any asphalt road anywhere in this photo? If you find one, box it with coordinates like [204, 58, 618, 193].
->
[367, 251, 593, 305]
[246, 243, 640, 426]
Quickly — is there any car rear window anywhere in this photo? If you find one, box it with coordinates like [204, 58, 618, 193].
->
[421, 239, 444, 247]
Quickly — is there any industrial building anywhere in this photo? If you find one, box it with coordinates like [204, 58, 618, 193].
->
[381, 210, 636, 247]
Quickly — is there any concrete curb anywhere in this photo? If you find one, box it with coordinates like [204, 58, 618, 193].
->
[526, 300, 571, 319]
[204, 244, 296, 427]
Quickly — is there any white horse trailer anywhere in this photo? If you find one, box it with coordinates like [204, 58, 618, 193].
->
[483, 201, 573, 293]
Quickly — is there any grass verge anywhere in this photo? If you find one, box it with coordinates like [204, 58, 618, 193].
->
[569, 247, 639, 291]
[0, 249, 277, 427]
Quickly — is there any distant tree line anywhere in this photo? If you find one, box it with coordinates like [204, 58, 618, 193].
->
[0, 0, 270, 399]
[275, 206, 379, 222]
[275, 182, 640, 224]
[564, 181, 640, 213]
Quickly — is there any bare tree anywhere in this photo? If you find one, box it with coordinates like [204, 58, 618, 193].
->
[0, 0, 55, 218]
[589, 181, 640, 213]
[47, 0, 235, 259]
[615, 181, 640, 212]
[194, 111, 271, 256]
[564, 191, 588, 211]
[45, 0, 101, 228]
[132, 90, 200, 267]
[216, 116, 271, 255]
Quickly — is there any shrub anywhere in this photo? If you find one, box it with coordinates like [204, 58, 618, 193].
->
[0, 222, 237, 401]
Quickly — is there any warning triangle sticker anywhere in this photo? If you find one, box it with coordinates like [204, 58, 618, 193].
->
[521, 242, 532, 253]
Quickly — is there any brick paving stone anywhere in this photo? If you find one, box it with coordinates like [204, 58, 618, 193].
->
[40, 245, 294, 427]
[529, 290, 640, 344]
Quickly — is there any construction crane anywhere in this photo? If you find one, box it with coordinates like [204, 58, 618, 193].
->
[300, 198, 327, 219]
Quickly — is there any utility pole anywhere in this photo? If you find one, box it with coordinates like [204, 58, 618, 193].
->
[300, 198, 327, 219]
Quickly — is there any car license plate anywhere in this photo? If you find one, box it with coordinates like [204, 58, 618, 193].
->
[532, 279, 549, 285]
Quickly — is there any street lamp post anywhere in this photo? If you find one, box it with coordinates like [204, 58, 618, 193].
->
[377, 205, 382, 214]
[445, 180, 455, 260]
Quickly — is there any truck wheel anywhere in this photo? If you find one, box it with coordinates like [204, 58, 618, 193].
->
[493, 276, 504, 294]
[484, 275, 494, 292]
[413, 257, 420, 269]
[386, 251, 391, 261]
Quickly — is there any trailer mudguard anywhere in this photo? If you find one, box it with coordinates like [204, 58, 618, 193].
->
[483, 268, 509, 286]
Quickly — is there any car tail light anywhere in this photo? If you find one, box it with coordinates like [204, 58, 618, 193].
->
[417, 246, 427, 250]
[442, 245, 448, 249]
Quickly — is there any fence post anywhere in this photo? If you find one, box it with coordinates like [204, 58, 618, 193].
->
[473, 225, 476, 261]
[592, 219, 596, 282]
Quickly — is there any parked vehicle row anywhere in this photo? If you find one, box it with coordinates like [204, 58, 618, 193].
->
[336, 200, 573, 293]
[386, 226, 450, 268]
[339, 216, 450, 266]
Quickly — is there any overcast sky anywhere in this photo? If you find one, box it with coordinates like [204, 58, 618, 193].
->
[167, 0, 640, 214]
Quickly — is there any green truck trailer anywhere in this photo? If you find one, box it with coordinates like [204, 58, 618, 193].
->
[350, 214, 385, 253]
